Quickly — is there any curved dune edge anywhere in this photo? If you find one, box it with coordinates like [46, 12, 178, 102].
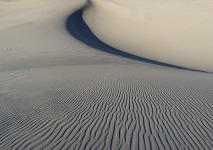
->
[67, 9, 210, 73]
[0, 0, 213, 149]
[66, 9, 190, 71]
[83, 0, 213, 73]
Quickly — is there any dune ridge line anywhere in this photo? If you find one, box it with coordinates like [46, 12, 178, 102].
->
[83, 0, 213, 72]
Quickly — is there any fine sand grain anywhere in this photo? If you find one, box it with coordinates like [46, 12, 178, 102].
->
[0, 0, 213, 149]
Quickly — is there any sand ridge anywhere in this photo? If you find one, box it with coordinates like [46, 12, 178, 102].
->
[83, 0, 213, 72]
[0, 0, 212, 149]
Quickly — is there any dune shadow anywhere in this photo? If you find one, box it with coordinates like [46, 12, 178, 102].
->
[66, 8, 200, 71]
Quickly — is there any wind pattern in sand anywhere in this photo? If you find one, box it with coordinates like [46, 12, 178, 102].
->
[0, 0, 213, 149]
[0, 65, 213, 150]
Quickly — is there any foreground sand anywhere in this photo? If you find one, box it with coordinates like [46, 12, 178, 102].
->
[0, 0, 213, 149]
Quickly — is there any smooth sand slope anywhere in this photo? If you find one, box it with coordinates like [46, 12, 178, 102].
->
[83, 0, 213, 72]
[0, 0, 213, 149]
[67, 9, 195, 71]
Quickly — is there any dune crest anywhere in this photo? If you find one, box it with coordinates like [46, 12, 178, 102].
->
[0, 0, 213, 149]
[83, 0, 213, 72]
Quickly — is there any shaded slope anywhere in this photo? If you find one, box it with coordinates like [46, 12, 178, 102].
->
[66, 9, 186, 70]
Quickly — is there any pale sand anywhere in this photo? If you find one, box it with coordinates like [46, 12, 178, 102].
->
[0, 0, 213, 149]
[83, 0, 213, 72]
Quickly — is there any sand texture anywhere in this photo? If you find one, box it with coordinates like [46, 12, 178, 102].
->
[83, 0, 213, 72]
[0, 0, 213, 149]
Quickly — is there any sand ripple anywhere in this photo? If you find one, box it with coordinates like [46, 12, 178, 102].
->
[0, 1, 212, 149]
[0, 65, 212, 149]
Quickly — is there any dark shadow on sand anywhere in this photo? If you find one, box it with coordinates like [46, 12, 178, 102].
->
[66, 8, 204, 72]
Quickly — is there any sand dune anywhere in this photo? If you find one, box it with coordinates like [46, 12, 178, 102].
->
[0, 0, 213, 149]
[67, 9, 192, 71]
[83, 0, 213, 72]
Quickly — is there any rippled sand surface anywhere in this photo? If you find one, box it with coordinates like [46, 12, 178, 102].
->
[0, 0, 213, 149]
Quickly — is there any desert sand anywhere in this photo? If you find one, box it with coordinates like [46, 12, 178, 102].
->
[83, 0, 213, 72]
[0, 0, 213, 149]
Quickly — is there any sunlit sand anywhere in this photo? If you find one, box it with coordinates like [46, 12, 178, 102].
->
[83, 0, 213, 72]
[0, 0, 212, 149]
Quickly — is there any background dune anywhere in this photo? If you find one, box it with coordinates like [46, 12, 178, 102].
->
[0, 0, 213, 149]
[83, 0, 213, 72]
